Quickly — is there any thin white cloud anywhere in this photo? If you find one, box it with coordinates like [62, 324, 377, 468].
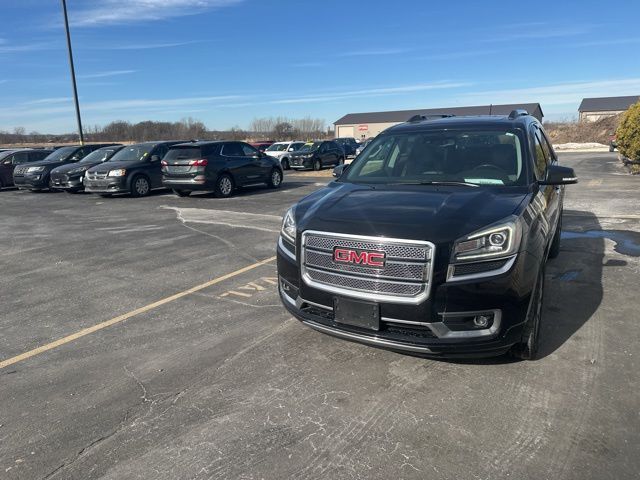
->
[71, 0, 244, 27]
[460, 78, 640, 107]
[480, 25, 592, 42]
[0, 42, 54, 54]
[23, 97, 71, 105]
[292, 62, 326, 68]
[78, 70, 137, 79]
[571, 38, 640, 47]
[108, 41, 200, 50]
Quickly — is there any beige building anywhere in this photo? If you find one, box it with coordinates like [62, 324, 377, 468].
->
[334, 103, 544, 140]
[578, 96, 640, 122]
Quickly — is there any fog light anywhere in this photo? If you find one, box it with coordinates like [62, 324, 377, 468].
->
[473, 315, 491, 328]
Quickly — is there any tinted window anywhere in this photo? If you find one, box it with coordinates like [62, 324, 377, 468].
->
[42, 146, 78, 162]
[290, 142, 305, 151]
[222, 143, 244, 157]
[109, 144, 155, 162]
[344, 129, 526, 186]
[153, 145, 169, 160]
[539, 129, 555, 163]
[241, 143, 260, 156]
[79, 147, 120, 163]
[532, 131, 548, 180]
[164, 147, 202, 161]
[29, 151, 51, 162]
[13, 152, 29, 164]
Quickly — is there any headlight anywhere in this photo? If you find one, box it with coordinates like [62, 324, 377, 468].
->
[452, 216, 522, 262]
[27, 166, 45, 173]
[281, 207, 296, 244]
[108, 169, 126, 177]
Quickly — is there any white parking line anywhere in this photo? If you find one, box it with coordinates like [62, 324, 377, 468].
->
[161, 206, 282, 233]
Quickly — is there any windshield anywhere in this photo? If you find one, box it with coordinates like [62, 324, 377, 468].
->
[343, 129, 526, 186]
[266, 143, 288, 152]
[79, 147, 120, 163]
[298, 142, 321, 153]
[43, 146, 77, 162]
[109, 144, 154, 162]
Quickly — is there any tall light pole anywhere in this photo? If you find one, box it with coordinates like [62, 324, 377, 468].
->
[61, 0, 84, 144]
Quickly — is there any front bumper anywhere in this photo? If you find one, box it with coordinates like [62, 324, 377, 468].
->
[13, 173, 50, 189]
[50, 174, 84, 191]
[277, 237, 533, 358]
[84, 177, 128, 194]
[289, 158, 313, 169]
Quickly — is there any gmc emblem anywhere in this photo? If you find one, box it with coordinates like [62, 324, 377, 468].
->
[333, 247, 386, 267]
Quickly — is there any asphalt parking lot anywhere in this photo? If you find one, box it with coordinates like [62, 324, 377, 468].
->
[1, 154, 639, 480]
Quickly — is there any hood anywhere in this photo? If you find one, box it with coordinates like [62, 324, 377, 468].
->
[25, 159, 71, 169]
[87, 160, 143, 173]
[266, 151, 285, 158]
[296, 182, 530, 245]
[52, 161, 100, 174]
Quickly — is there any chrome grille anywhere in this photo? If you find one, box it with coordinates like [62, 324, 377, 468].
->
[302, 231, 434, 304]
[86, 171, 108, 180]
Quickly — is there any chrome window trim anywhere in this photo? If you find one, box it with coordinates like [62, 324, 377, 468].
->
[301, 230, 435, 305]
[446, 255, 517, 283]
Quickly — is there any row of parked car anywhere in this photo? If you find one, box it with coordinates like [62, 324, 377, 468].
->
[0, 137, 366, 198]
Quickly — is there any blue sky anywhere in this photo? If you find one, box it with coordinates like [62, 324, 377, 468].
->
[1, 0, 640, 133]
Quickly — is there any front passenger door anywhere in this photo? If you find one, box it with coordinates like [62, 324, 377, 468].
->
[149, 144, 168, 187]
[240, 143, 271, 181]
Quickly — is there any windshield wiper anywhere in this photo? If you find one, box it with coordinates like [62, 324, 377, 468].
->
[388, 181, 479, 187]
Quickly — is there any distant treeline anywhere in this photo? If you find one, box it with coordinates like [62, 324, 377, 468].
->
[1, 116, 332, 145]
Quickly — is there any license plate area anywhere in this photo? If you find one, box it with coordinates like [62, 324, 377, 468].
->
[333, 297, 379, 331]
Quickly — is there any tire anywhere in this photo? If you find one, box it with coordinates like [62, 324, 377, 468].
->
[338, 156, 345, 165]
[510, 269, 545, 360]
[313, 159, 322, 171]
[548, 211, 562, 259]
[268, 168, 283, 189]
[130, 175, 150, 197]
[173, 189, 191, 197]
[281, 158, 290, 170]
[0, 178, 4, 190]
[214, 173, 234, 198]
[609, 145, 615, 152]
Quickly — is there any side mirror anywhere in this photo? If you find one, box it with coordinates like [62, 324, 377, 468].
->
[288, 148, 294, 152]
[333, 164, 349, 178]
[150, 155, 160, 162]
[539, 165, 578, 185]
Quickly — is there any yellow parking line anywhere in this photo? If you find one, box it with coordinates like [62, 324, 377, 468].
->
[0, 256, 277, 370]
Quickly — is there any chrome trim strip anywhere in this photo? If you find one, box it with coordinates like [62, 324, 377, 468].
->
[381, 317, 431, 327]
[302, 320, 435, 353]
[301, 230, 435, 305]
[446, 255, 517, 283]
[280, 287, 297, 307]
[295, 296, 332, 311]
[278, 236, 296, 261]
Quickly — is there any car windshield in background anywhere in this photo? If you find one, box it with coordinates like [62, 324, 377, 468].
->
[344, 129, 526, 187]
[0, 151, 16, 161]
[109, 144, 154, 162]
[163, 147, 202, 161]
[298, 142, 321, 152]
[266, 143, 288, 152]
[79, 148, 118, 163]
[43, 146, 77, 162]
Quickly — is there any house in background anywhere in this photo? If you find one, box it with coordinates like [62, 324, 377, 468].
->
[334, 103, 544, 139]
[578, 96, 640, 122]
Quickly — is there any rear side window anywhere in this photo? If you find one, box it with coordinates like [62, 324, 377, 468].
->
[532, 131, 548, 180]
[222, 143, 244, 157]
[164, 147, 203, 161]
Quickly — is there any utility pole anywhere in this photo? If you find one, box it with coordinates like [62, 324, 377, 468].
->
[61, 0, 84, 144]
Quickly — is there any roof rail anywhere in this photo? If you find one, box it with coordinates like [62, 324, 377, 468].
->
[508, 109, 529, 119]
[407, 113, 455, 122]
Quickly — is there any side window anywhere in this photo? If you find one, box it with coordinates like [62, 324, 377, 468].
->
[240, 143, 259, 157]
[154, 145, 169, 159]
[532, 130, 548, 180]
[222, 143, 244, 157]
[28, 151, 46, 162]
[319, 143, 327, 153]
[13, 152, 30, 164]
[539, 130, 556, 164]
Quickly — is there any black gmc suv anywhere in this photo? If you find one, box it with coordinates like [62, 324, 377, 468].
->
[50, 145, 124, 193]
[84, 141, 185, 197]
[277, 111, 577, 360]
[161, 141, 283, 197]
[13, 144, 116, 191]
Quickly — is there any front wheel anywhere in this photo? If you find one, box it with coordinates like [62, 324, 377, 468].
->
[281, 158, 290, 170]
[313, 159, 322, 171]
[130, 175, 150, 197]
[268, 169, 283, 189]
[214, 173, 234, 198]
[173, 189, 191, 197]
[510, 269, 545, 360]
